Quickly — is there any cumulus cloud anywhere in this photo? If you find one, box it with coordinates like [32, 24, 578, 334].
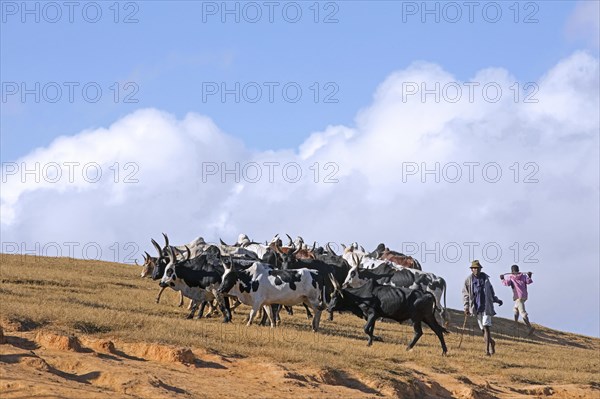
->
[1, 52, 598, 336]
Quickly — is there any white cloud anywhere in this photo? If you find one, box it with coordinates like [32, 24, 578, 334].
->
[1, 52, 598, 337]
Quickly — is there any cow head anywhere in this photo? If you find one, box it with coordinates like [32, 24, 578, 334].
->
[150, 238, 170, 280]
[236, 233, 251, 247]
[139, 251, 156, 278]
[268, 234, 281, 246]
[342, 265, 361, 288]
[274, 243, 301, 269]
[369, 243, 386, 258]
[217, 259, 238, 294]
[327, 273, 344, 312]
[159, 246, 181, 288]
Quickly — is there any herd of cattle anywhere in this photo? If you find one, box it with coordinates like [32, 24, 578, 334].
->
[138, 233, 450, 355]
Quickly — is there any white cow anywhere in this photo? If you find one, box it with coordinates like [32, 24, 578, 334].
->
[217, 262, 324, 331]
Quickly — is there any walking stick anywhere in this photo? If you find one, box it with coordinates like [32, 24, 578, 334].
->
[457, 312, 468, 349]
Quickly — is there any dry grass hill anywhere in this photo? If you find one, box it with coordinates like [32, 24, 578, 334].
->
[0, 254, 598, 398]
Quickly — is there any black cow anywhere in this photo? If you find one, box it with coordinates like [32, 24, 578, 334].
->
[343, 263, 449, 326]
[327, 277, 448, 355]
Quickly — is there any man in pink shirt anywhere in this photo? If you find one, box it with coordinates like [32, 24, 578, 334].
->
[500, 265, 534, 335]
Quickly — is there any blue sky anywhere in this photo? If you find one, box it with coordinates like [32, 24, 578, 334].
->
[1, 2, 599, 337]
[1, 1, 587, 160]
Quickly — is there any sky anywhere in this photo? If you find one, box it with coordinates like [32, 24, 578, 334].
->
[1, 1, 599, 337]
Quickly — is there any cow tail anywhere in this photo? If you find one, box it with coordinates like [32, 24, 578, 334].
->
[440, 276, 448, 325]
[320, 279, 327, 310]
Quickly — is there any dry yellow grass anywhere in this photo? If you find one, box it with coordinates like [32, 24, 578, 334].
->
[1, 254, 598, 398]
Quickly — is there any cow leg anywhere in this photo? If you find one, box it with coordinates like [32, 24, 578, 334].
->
[274, 304, 282, 326]
[311, 308, 323, 332]
[258, 307, 269, 326]
[196, 301, 208, 319]
[187, 298, 194, 310]
[247, 305, 260, 326]
[186, 301, 198, 319]
[264, 305, 276, 328]
[363, 312, 377, 346]
[423, 317, 448, 356]
[223, 297, 232, 323]
[407, 321, 424, 351]
[328, 310, 334, 321]
[178, 291, 184, 307]
[209, 300, 223, 318]
[155, 286, 166, 303]
[302, 303, 313, 319]
[230, 298, 242, 313]
[284, 306, 293, 315]
[204, 301, 214, 318]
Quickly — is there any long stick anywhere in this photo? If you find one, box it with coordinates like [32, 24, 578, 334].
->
[457, 312, 468, 349]
[501, 272, 532, 275]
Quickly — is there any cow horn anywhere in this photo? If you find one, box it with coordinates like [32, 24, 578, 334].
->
[185, 245, 191, 261]
[360, 246, 365, 253]
[311, 241, 316, 252]
[272, 243, 282, 254]
[162, 232, 169, 248]
[151, 238, 162, 257]
[286, 234, 293, 246]
[220, 238, 227, 246]
[292, 243, 301, 255]
[297, 236, 304, 243]
[329, 273, 344, 298]
[326, 243, 337, 256]
[134, 259, 139, 265]
[340, 243, 346, 250]
[168, 245, 176, 265]
[144, 251, 150, 260]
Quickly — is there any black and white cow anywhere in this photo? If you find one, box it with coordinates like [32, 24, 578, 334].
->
[217, 261, 324, 331]
[327, 277, 449, 355]
[158, 246, 237, 322]
[343, 260, 449, 326]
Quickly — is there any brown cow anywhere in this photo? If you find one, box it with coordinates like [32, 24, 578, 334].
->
[379, 250, 422, 271]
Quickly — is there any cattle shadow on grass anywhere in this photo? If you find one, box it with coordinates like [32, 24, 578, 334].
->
[5, 336, 39, 350]
[110, 348, 147, 362]
[192, 358, 228, 369]
[48, 367, 102, 385]
[153, 379, 188, 394]
[315, 368, 381, 395]
[0, 352, 37, 364]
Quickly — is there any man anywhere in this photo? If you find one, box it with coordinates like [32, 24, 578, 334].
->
[462, 260, 503, 356]
[501, 265, 534, 335]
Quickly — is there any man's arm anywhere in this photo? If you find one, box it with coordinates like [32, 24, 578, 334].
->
[462, 277, 470, 313]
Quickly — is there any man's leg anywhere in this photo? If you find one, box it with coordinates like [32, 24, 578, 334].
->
[484, 315, 495, 355]
[519, 299, 535, 335]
